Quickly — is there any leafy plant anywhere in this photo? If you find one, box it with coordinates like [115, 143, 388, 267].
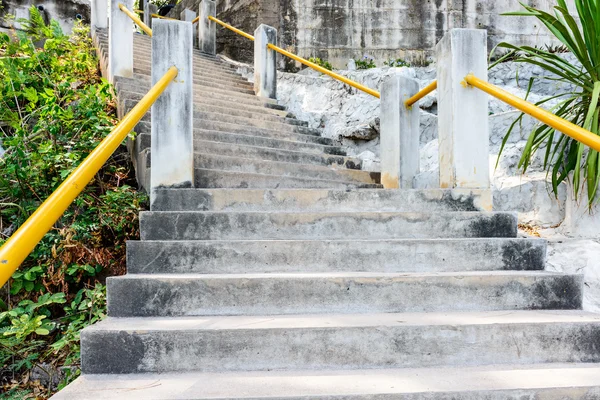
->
[0, 7, 146, 398]
[494, 0, 600, 205]
[355, 55, 376, 70]
[308, 57, 333, 71]
[384, 58, 410, 68]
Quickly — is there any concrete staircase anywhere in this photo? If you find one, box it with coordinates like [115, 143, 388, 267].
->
[53, 30, 600, 399]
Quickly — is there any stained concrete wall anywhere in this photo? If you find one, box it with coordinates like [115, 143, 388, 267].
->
[0, 0, 90, 34]
[170, 0, 570, 69]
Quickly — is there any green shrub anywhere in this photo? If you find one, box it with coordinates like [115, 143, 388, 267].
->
[355, 55, 376, 70]
[308, 57, 333, 71]
[495, 0, 600, 205]
[0, 7, 146, 398]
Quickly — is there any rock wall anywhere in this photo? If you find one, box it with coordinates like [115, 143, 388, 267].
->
[0, 0, 90, 34]
[172, 0, 569, 68]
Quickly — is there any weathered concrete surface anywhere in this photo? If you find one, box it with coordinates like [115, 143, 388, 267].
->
[1, 0, 90, 34]
[254, 24, 277, 99]
[198, 0, 216, 55]
[81, 311, 600, 373]
[108, 0, 133, 83]
[547, 239, 600, 314]
[150, 20, 194, 203]
[50, 364, 600, 399]
[169, 0, 572, 69]
[150, 188, 492, 212]
[107, 271, 580, 317]
[90, 0, 106, 30]
[139, 211, 518, 240]
[126, 238, 546, 274]
[380, 74, 420, 189]
[437, 29, 489, 190]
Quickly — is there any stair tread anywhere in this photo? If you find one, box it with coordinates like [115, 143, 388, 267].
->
[85, 310, 600, 331]
[51, 363, 600, 399]
[116, 270, 568, 278]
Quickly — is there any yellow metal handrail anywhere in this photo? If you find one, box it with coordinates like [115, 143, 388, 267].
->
[207, 16, 380, 98]
[209, 16, 255, 42]
[192, 15, 200, 24]
[465, 74, 600, 152]
[405, 80, 437, 107]
[0, 66, 179, 287]
[151, 13, 178, 21]
[119, 4, 152, 36]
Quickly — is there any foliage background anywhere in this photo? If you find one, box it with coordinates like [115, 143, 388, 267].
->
[496, 0, 600, 206]
[0, 8, 146, 399]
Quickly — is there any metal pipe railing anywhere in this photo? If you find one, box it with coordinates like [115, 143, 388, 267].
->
[151, 13, 178, 21]
[405, 80, 437, 107]
[208, 16, 380, 98]
[120, 3, 153, 36]
[209, 16, 255, 42]
[0, 67, 179, 287]
[465, 74, 600, 152]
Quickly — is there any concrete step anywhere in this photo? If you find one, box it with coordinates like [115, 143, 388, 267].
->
[106, 271, 581, 317]
[193, 140, 361, 169]
[125, 87, 296, 122]
[126, 99, 312, 135]
[193, 168, 381, 189]
[126, 238, 547, 274]
[193, 130, 344, 154]
[192, 110, 320, 135]
[133, 119, 332, 148]
[139, 211, 518, 241]
[97, 34, 230, 67]
[192, 120, 333, 145]
[80, 310, 600, 373]
[132, 59, 252, 86]
[51, 364, 600, 399]
[133, 67, 257, 95]
[115, 79, 287, 115]
[150, 188, 491, 212]
[131, 64, 255, 91]
[193, 153, 376, 183]
[133, 131, 347, 158]
[120, 74, 282, 106]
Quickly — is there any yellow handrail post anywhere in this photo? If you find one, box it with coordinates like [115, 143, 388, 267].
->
[119, 3, 153, 36]
[0, 67, 179, 287]
[465, 74, 600, 153]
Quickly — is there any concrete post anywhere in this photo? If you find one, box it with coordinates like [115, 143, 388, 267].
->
[144, 2, 158, 29]
[199, 0, 216, 55]
[380, 74, 420, 189]
[181, 9, 198, 48]
[109, 0, 134, 83]
[91, 0, 108, 30]
[436, 29, 490, 189]
[254, 24, 277, 99]
[151, 20, 194, 206]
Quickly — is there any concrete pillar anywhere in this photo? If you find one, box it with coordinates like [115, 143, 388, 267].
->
[181, 9, 198, 48]
[91, 0, 108, 30]
[151, 20, 194, 206]
[436, 29, 490, 189]
[109, 0, 134, 83]
[380, 74, 420, 189]
[199, 0, 216, 55]
[144, 2, 158, 29]
[254, 24, 277, 99]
